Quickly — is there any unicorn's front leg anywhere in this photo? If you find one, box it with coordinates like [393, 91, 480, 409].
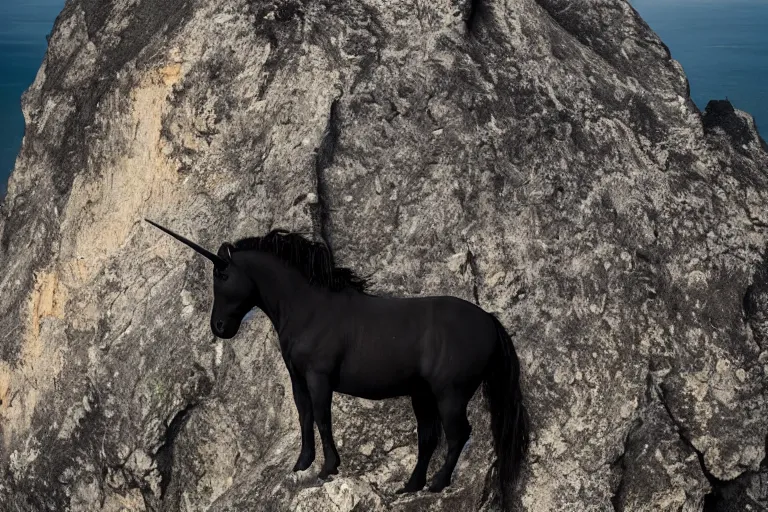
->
[288, 370, 316, 472]
[306, 371, 340, 479]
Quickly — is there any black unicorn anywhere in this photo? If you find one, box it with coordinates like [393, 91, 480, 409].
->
[145, 220, 529, 506]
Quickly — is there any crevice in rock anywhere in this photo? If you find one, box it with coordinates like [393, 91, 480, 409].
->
[466, 0, 483, 34]
[248, 2, 306, 100]
[460, 247, 480, 304]
[155, 403, 197, 499]
[654, 383, 727, 507]
[256, 34, 279, 100]
[312, 97, 341, 250]
[703, 434, 768, 511]
[609, 413, 643, 512]
[477, 460, 501, 510]
[126, 475, 155, 512]
[610, 451, 627, 511]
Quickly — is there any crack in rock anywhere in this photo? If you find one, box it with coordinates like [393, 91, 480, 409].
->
[460, 246, 481, 305]
[154, 403, 198, 502]
[702, 434, 768, 511]
[610, 451, 627, 512]
[654, 383, 727, 506]
[466, 0, 483, 34]
[609, 399, 643, 512]
[312, 96, 341, 250]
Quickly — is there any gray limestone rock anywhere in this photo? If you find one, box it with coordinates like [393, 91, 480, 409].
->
[0, 0, 767, 510]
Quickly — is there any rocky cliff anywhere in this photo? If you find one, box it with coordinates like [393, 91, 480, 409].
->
[1, 0, 767, 511]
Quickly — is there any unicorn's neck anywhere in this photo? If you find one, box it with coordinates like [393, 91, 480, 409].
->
[241, 252, 316, 333]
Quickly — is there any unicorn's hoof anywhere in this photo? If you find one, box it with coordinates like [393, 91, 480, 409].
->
[293, 453, 315, 472]
[427, 479, 449, 493]
[396, 481, 425, 494]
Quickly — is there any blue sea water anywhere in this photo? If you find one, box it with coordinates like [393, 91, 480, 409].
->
[0, 1, 766, 195]
[632, 0, 768, 133]
[0, 0, 64, 196]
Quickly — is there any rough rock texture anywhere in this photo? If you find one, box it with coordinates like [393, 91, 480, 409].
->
[1, 0, 767, 510]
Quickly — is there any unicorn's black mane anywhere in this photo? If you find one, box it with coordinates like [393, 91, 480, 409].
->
[232, 229, 371, 293]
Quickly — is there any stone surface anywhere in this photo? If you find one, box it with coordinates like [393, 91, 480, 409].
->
[0, 0, 767, 511]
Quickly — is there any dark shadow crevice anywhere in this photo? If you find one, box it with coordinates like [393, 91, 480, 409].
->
[155, 403, 198, 500]
[312, 97, 342, 250]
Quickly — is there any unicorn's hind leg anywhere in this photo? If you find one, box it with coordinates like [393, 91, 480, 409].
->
[428, 388, 473, 492]
[397, 388, 441, 494]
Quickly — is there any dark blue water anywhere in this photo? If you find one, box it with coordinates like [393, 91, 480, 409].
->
[0, 2, 766, 196]
[632, 0, 768, 133]
[0, 0, 64, 196]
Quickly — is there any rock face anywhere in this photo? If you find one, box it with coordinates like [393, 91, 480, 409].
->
[1, 0, 767, 510]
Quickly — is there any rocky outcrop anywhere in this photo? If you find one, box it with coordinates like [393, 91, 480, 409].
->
[1, 0, 767, 510]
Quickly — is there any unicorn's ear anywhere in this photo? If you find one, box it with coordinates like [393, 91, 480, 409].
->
[217, 242, 235, 262]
